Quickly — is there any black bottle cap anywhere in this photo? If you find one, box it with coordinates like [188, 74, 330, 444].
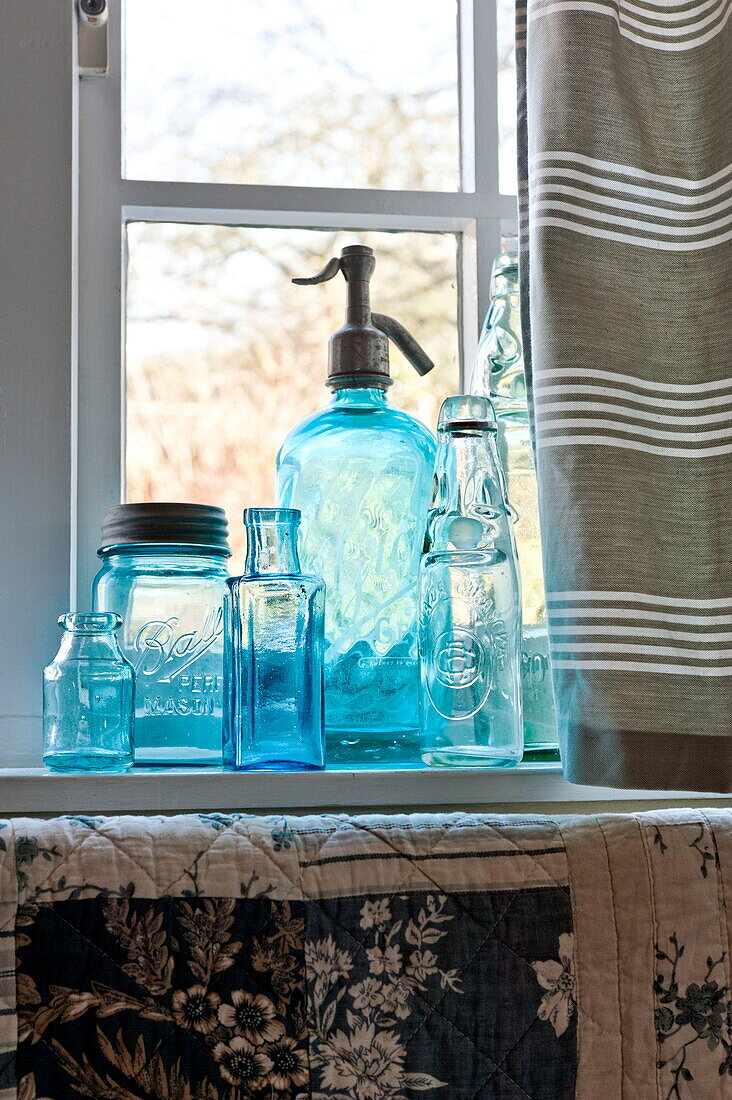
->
[100, 503, 230, 554]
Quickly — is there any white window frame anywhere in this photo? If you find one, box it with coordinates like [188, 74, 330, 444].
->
[2, 0, 717, 808]
[73, 0, 517, 601]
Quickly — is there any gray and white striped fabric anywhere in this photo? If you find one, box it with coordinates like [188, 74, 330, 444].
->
[518, 0, 732, 790]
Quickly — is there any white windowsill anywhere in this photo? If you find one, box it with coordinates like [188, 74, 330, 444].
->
[0, 760, 722, 814]
[0, 720, 724, 814]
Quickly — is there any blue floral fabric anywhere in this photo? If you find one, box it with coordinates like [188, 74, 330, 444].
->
[14, 889, 574, 1099]
[7, 809, 732, 1099]
[16, 897, 309, 1099]
[304, 887, 575, 1099]
[0, 812, 576, 1100]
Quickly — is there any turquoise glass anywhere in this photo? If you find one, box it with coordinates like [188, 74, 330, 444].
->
[276, 386, 436, 765]
[43, 612, 134, 772]
[470, 250, 558, 756]
[224, 509, 325, 771]
[92, 545, 229, 765]
[419, 396, 523, 767]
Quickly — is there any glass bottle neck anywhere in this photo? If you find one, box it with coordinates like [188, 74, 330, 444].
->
[331, 386, 389, 409]
[57, 630, 122, 661]
[427, 430, 509, 551]
[245, 522, 301, 575]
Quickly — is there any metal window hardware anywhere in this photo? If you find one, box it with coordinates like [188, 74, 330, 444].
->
[77, 0, 108, 78]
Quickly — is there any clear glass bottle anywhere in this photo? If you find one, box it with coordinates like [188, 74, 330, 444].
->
[470, 249, 558, 756]
[43, 612, 134, 772]
[92, 504, 230, 766]
[276, 245, 437, 766]
[224, 508, 325, 771]
[419, 396, 523, 767]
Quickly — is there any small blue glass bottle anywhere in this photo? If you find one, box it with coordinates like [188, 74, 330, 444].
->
[43, 612, 134, 772]
[224, 508, 325, 770]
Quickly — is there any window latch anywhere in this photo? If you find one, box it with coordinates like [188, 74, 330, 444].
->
[77, 0, 108, 78]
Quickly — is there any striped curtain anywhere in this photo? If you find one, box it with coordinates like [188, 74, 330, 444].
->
[518, 0, 732, 790]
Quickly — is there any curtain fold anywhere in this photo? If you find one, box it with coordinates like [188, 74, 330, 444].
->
[518, 0, 732, 790]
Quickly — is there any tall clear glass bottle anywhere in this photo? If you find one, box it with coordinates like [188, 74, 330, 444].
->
[43, 612, 134, 772]
[470, 250, 558, 756]
[276, 245, 437, 766]
[419, 396, 523, 767]
[224, 509, 325, 771]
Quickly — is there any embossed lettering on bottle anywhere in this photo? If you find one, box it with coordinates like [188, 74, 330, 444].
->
[133, 607, 224, 717]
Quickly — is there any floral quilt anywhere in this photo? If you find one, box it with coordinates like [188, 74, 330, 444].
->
[0, 809, 730, 1098]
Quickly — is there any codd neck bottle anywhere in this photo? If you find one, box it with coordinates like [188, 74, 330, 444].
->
[419, 396, 523, 766]
[224, 509, 325, 771]
[470, 250, 557, 755]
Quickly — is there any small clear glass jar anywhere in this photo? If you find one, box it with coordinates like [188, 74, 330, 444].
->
[92, 504, 230, 766]
[224, 508, 325, 771]
[43, 612, 134, 772]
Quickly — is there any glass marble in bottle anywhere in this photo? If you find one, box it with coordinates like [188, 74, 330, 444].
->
[43, 612, 134, 772]
[224, 509, 325, 771]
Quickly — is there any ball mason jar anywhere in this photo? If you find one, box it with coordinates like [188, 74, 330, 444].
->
[92, 503, 230, 766]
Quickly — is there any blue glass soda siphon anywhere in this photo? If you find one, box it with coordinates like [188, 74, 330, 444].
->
[418, 396, 523, 766]
[276, 245, 436, 766]
[43, 612, 134, 772]
[224, 508, 325, 770]
[469, 249, 558, 756]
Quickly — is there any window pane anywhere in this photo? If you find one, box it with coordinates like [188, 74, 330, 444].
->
[124, 0, 460, 191]
[497, 0, 518, 195]
[125, 224, 459, 562]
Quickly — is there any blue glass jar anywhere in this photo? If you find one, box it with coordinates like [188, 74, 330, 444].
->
[43, 612, 134, 772]
[224, 508, 325, 771]
[92, 504, 230, 766]
[419, 396, 523, 766]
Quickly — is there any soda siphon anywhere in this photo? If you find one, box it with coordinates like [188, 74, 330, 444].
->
[276, 245, 437, 765]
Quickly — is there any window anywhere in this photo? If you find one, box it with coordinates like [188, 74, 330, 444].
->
[75, 0, 518, 594]
[3, 0, 710, 806]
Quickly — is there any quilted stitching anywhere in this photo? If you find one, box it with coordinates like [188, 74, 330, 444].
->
[16, 894, 309, 1098]
[302, 874, 572, 1097]
[9, 814, 577, 1099]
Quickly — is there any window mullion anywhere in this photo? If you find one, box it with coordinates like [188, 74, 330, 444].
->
[466, 0, 501, 198]
[459, 0, 505, 370]
[119, 179, 516, 226]
[75, 0, 124, 605]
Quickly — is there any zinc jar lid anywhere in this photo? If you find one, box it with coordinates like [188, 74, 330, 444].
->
[100, 503, 230, 554]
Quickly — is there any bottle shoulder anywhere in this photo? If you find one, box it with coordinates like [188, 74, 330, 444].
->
[93, 558, 229, 584]
[277, 400, 436, 462]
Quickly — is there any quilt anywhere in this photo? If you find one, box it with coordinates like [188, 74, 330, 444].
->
[0, 808, 730, 1099]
